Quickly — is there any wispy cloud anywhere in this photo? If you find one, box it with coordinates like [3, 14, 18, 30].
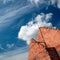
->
[18, 13, 54, 44]
[2, 52, 28, 60]
[1, 0, 60, 31]
[0, 5, 33, 30]
[0, 46, 28, 60]
[2, 0, 14, 4]
[29, 0, 60, 8]
[0, 1, 48, 31]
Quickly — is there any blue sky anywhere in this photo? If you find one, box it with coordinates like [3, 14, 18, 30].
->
[0, 0, 60, 60]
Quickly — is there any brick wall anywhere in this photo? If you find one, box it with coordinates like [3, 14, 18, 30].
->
[28, 27, 60, 60]
[37, 27, 60, 51]
[28, 39, 51, 60]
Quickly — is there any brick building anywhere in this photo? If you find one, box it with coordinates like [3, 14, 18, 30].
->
[28, 27, 60, 60]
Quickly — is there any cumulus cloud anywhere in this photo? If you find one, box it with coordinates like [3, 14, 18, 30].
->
[18, 13, 54, 44]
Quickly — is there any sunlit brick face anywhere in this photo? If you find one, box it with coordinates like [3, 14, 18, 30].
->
[28, 27, 60, 60]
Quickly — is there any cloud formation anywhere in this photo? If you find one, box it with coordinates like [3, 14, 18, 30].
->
[0, 4, 35, 31]
[0, 46, 28, 60]
[18, 13, 54, 44]
[0, 0, 49, 32]
[29, 0, 60, 8]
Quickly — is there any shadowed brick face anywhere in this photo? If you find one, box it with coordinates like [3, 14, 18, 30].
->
[28, 27, 60, 60]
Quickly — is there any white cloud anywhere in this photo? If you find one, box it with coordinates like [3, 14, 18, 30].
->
[28, 0, 40, 5]
[0, 2, 49, 32]
[28, 0, 60, 8]
[4, 52, 28, 60]
[0, 46, 28, 60]
[1, 51, 28, 60]
[0, 52, 28, 60]
[0, 4, 34, 31]
[48, 0, 60, 8]
[18, 13, 53, 44]
[28, 0, 49, 7]
[57, 0, 60, 8]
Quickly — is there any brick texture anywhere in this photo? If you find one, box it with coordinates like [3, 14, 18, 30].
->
[28, 39, 51, 60]
[37, 27, 60, 51]
[28, 27, 60, 60]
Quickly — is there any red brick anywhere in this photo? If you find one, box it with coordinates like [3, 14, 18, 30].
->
[28, 27, 60, 60]
[37, 27, 60, 51]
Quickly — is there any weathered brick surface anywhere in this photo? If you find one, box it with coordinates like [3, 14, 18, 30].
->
[28, 39, 51, 60]
[28, 27, 60, 60]
[37, 27, 60, 51]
